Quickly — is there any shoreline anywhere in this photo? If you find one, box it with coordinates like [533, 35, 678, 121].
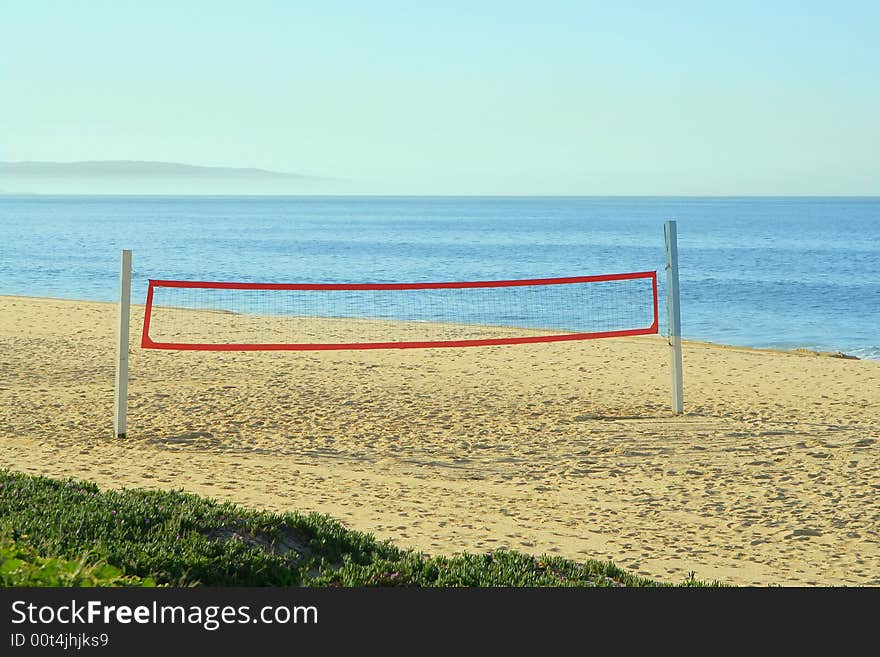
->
[0, 293, 869, 360]
[1, 294, 879, 586]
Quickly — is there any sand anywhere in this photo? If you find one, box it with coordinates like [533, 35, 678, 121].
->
[1, 294, 878, 586]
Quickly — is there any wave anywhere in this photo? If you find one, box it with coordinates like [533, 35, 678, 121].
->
[847, 346, 880, 361]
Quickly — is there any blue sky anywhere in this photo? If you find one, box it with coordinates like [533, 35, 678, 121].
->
[2, 1, 878, 194]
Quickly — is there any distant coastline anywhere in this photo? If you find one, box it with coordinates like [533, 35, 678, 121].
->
[0, 160, 334, 195]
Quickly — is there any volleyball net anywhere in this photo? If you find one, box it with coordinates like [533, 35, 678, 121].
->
[140, 271, 659, 351]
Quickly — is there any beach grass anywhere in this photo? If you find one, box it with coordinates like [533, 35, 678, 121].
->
[0, 540, 155, 587]
[0, 469, 723, 587]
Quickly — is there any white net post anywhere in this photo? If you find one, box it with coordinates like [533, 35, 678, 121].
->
[665, 221, 684, 414]
[113, 249, 132, 438]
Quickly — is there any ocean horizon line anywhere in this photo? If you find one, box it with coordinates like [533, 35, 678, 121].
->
[2, 192, 879, 200]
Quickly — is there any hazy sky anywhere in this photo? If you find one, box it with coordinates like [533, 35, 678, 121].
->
[2, 1, 878, 194]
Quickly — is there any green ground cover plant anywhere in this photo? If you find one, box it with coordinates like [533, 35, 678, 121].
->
[0, 469, 722, 587]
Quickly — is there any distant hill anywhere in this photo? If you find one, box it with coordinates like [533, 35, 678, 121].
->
[0, 160, 336, 194]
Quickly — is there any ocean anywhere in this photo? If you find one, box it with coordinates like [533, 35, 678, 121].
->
[1, 195, 878, 359]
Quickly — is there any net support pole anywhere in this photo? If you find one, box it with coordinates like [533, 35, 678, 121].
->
[113, 249, 132, 438]
[664, 221, 684, 415]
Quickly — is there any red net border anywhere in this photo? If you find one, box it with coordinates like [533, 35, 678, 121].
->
[141, 271, 659, 351]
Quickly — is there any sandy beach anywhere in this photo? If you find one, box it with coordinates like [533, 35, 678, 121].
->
[1, 294, 878, 586]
